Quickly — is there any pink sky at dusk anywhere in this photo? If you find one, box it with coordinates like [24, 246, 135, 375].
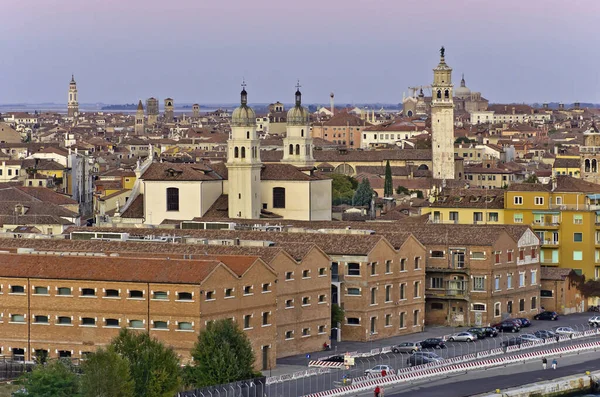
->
[1, 0, 598, 104]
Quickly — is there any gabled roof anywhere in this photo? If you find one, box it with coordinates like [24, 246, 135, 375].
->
[142, 163, 222, 181]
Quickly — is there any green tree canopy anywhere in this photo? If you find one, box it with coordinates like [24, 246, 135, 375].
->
[111, 329, 181, 397]
[524, 174, 539, 184]
[19, 359, 80, 397]
[331, 174, 358, 204]
[384, 160, 393, 197]
[353, 178, 374, 206]
[185, 319, 256, 388]
[80, 347, 134, 397]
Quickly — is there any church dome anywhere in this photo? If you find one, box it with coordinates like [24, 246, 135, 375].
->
[231, 88, 256, 127]
[287, 88, 309, 125]
[455, 74, 471, 98]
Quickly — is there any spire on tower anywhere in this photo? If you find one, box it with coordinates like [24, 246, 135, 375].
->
[240, 79, 247, 105]
[295, 80, 302, 106]
[137, 100, 144, 111]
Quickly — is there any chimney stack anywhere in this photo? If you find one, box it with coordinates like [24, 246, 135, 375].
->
[330, 92, 334, 115]
[559, 103, 564, 110]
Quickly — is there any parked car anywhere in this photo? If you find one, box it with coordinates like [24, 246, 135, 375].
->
[483, 327, 499, 337]
[420, 338, 446, 349]
[510, 319, 524, 328]
[407, 352, 443, 366]
[447, 332, 477, 342]
[534, 311, 558, 321]
[516, 318, 532, 327]
[364, 365, 393, 376]
[502, 337, 523, 347]
[589, 316, 600, 327]
[534, 329, 557, 340]
[492, 321, 520, 333]
[555, 327, 577, 336]
[322, 355, 344, 363]
[466, 328, 487, 339]
[519, 334, 543, 343]
[392, 342, 421, 354]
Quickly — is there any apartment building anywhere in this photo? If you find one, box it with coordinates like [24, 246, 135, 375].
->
[390, 225, 540, 327]
[427, 188, 506, 225]
[505, 176, 600, 279]
[0, 251, 278, 370]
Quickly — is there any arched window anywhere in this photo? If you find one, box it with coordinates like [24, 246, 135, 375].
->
[437, 90, 442, 99]
[166, 187, 179, 211]
[234, 147, 239, 158]
[585, 159, 590, 172]
[301, 129, 304, 137]
[289, 144, 293, 155]
[444, 90, 449, 99]
[241, 147, 246, 159]
[246, 131, 250, 139]
[295, 144, 300, 155]
[593, 159, 597, 173]
[273, 187, 286, 209]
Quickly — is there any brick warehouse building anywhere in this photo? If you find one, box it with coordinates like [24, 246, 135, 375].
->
[0, 251, 281, 368]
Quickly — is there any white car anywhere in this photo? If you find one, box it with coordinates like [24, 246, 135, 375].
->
[447, 332, 477, 342]
[555, 327, 577, 336]
[519, 334, 543, 343]
[364, 364, 393, 376]
[589, 316, 600, 327]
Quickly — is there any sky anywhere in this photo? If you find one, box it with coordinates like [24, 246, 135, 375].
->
[1, 0, 599, 105]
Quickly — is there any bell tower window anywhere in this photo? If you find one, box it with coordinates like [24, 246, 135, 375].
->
[444, 90, 449, 99]
[289, 144, 293, 155]
[295, 144, 300, 155]
[301, 129, 304, 137]
[437, 90, 442, 99]
[241, 147, 246, 159]
[247, 131, 250, 139]
[234, 147, 239, 158]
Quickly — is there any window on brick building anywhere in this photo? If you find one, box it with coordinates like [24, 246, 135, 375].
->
[177, 292, 193, 301]
[57, 316, 71, 325]
[400, 258, 406, 271]
[129, 290, 143, 299]
[153, 321, 168, 330]
[153, 291, 168, 300]
[81, 288, 95, 297]
[105, 318, 119, 327]
[57, 287, 72, 296]
[81, 317, 96, 326]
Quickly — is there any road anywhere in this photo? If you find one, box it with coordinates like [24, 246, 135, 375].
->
[376, 349, 600, 396]
[267, 312, 600, 396]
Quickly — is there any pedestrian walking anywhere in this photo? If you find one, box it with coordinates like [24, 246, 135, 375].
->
[552, 359, 557, 370]
[381, 369, 387, 377]
[374, 385, 381, 397]
[556, 335, 560, 343]
[542, 357, 547, 370]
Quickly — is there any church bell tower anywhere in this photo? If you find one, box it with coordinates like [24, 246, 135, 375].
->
[283, 81, 315, 168]
[67, 75, 79, 119]
[226, 82, 262, 219]
[431, 47, 455, 180]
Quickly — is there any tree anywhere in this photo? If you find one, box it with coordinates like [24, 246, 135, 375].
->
[19, 359, 80, 397]
[353, 178, 374, 206]
[524, 174, 539, 184]
[331, 174, 358, 205]
[454, 137, 472, 144]
[80, 347, 134, 397]
[185, 319, 256, 388]
[384, 160, 393, 197]
[331, 304, 344, 329]
[111, 329, 181, 397]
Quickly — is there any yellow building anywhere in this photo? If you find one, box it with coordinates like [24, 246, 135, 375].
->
[427, 188, 505, 225]
[504, 177, 600, 279]
[553, 156, 580, 178]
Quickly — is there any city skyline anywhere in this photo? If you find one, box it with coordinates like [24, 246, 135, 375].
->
[1, 0, 599, 105]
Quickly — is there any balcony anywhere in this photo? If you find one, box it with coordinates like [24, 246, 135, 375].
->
[541, 259, 559, 266]
[541, 240, 559, 246]
[426, 288, 468, 300]
[531, 222, 560, 229]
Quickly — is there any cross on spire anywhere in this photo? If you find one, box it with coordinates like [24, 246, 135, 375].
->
[241, 79, 247, 90]
[296, 79, 301, 90]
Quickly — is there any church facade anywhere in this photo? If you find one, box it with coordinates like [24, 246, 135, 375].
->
[118, 86, 332, 225]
